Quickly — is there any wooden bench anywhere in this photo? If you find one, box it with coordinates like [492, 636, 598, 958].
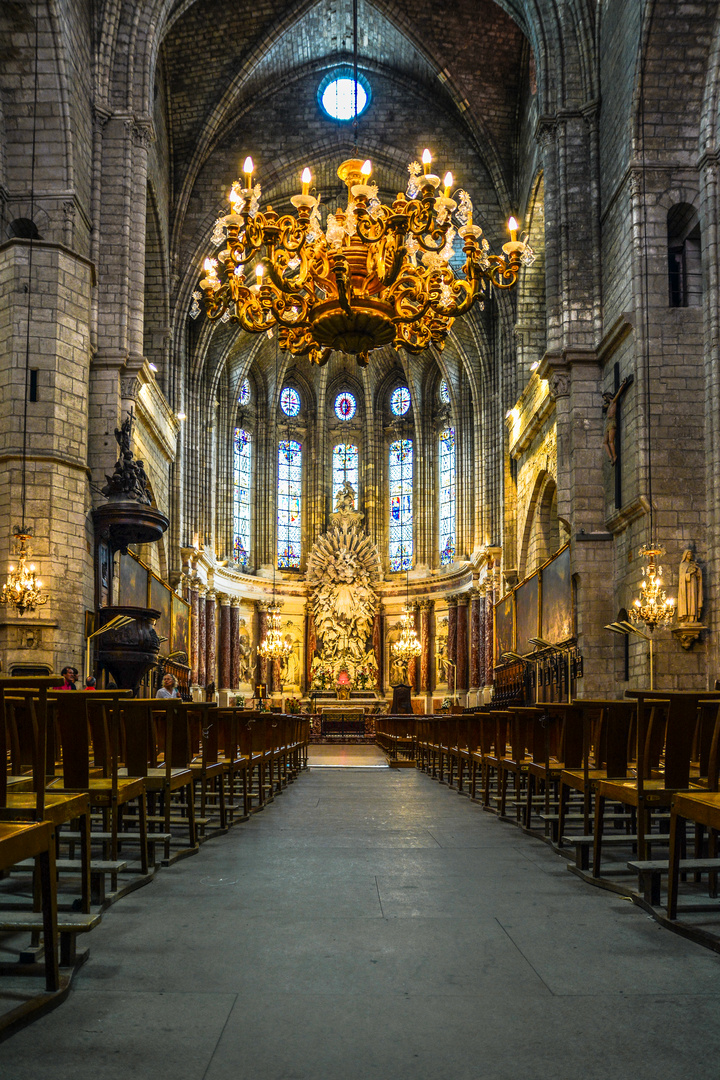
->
[0, 910, 101, 967]
[563, 832, 670, 872]
[628, 857, 720, 906]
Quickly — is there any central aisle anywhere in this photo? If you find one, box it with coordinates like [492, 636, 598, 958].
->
[3, 767, 720, 1079]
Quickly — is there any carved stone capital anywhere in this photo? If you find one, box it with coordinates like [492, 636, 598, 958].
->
[230, 597, 242, 607]
[217, 591, 232, 606]
[456, 593, 470, 607]
[120, 375, 140, 401]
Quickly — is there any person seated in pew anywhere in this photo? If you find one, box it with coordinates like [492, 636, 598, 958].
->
[157, 672, 180, 699]
[55, 665, 77, 690]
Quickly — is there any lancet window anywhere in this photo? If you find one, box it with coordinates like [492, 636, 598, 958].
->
[438, 427, 456, 565]
[333, 443, 359, 509]
[277, 439, 302, 568]
[389, 438, 413, 571]
[232, 428, 251, 567]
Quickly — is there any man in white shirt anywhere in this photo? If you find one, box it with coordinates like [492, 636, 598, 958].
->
[157, 672, 180, 698]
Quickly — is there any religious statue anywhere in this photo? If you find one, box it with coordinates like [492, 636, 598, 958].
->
[306, 504, 381, 692]
[334, 480, 356, 513]
[602, 375, 633, 465]
[281, 627, 301, 686]
[678, 549, 703, 622]
[101, 407, 153, 503]
[237, 618, 252, 683]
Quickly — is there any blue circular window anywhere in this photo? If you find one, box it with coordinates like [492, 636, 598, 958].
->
[318, 70, 371, 122]
[390, 386, 411, 416]
[239, 378, 250, 406]
[334, 392, 357, 421]
[439, 378, 450, 405]
[280, 387, 301, 417]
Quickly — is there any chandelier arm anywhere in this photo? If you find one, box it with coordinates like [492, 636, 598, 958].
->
[265, 246, 311, 295]
[428, 276, 477, 319]
[485, 255, 522, 290]
[203, 285, 232, 321]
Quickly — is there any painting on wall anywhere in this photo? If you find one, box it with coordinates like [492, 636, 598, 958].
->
[540, 543, 573, 644]
[171, 593, 190, 658]
[118, 553, 149, 609]
[150, 574, 172, 649]
[494, 592, 514, 666]
[515, 572, 540, 656]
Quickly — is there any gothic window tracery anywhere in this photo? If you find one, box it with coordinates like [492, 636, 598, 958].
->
[233, 428, 252, 567]
[334, 391, 357, 421]
[280, 387, 301, 417]
[390, 386, 411, 416]
[389, 438, 413, 571]
[277, 439, 302, 568]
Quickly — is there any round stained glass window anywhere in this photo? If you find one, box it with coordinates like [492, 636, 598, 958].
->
[239, 378, 250, 406]
[334, 392, 357, 421]
[280, 387, 301, 417]
[439, 378, 450, 404]
[390, 386, 411, 416]
[319, 73, 370, 122]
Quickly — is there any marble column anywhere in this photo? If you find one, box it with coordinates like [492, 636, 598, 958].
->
[456, 593, 469, 692]
[447, 594, 458, 696]
[419, 599, 432, 692]
[197, 585, 207, 687]
[218, 593, 232, 689]
[484, 580, 495, 686]
[478, 588, 488, 689]
[407, 603, 419, 691]
[470, 588, 481, 692]
[373, 604, 383, 693]
[205, 590, 217, 689]
[230, 599, 241, 688]
[256, 601, 270, 687]
[189, 579, 200, 685]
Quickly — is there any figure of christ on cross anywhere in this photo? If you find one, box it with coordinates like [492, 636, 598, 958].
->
[602, 373, 634, 466]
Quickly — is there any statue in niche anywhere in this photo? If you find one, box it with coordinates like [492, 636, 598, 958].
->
[306, 507, 381, 692]
[281, 626, 301, 686]
[678, 549, 703, 622]
[237, 618, 252, 683]
[602, 376, 633, 465]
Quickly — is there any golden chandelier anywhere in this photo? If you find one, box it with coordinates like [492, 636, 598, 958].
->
[392, 605, 422, 664]
[0, 531, 47, 616]
[192, 153, 534, 366]
[258, 605, 293, 662]
[629, 545, 675, 632]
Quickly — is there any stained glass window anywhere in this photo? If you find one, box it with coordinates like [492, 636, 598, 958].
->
[334, 392, 357, 421]
[277, 439, 302, 568]
[439, 427, 456, 566]
[239, 378, 250, 406]
[280, 387, 301, 417]
[390, 386, 411, 416]
[439, 378, 450, 404]
[389, 438, 413, 571]
[333, 443, 359, 509]
[232, 428, 251, 567]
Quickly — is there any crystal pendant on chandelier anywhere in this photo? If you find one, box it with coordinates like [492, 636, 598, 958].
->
[0, 530, 47, 616]
[392, 605, 422, 664]
[629, 544, 675, 632]
[257, 605, 292, 662]
[193, 153, 534, 367]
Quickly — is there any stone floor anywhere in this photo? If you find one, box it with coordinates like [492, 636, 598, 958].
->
[3, 756, 720, 1078]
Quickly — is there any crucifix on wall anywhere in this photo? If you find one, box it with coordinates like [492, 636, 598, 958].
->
[602, 363, 633, 509]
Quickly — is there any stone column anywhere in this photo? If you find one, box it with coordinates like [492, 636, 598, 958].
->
[189, 578, 200, 686]
[197, 584, 207, 687]
[419, 599, 432, 692]
[447, 594, 458, 696]
[305, 600, 315, 693]
[479, 587, 488, 689]
[230, 599, 241, 688]
[205, 590, 217, 689]
[218, 593, 232, 690]
[256, 601, 270, 687]
[456, 594, 469, 693]
[374, 604, 383, 693]
[470, 588, 481, 692]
